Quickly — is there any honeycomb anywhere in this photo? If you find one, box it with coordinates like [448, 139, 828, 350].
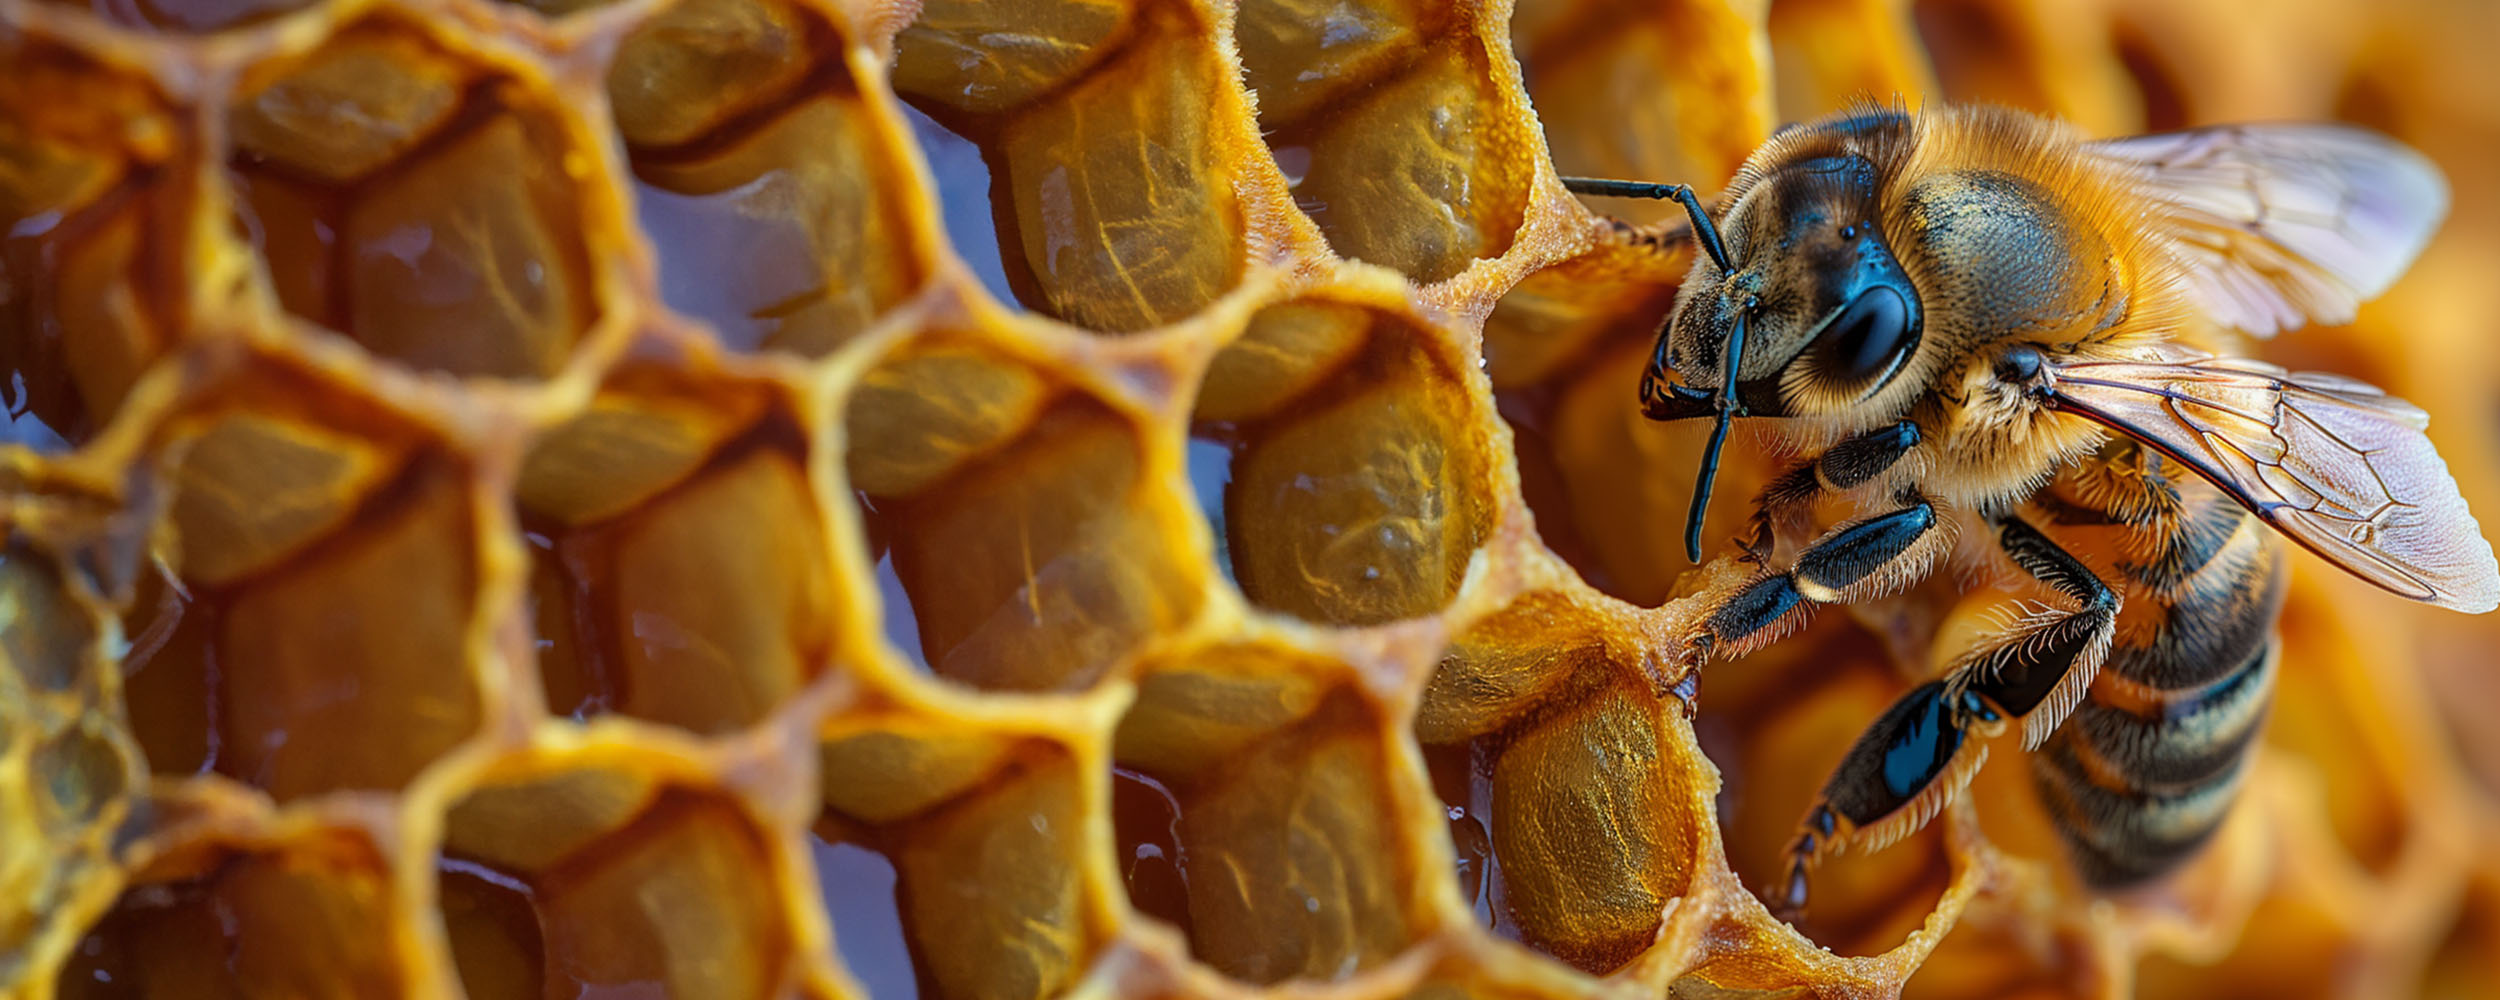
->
[5, 0, 2500, 997]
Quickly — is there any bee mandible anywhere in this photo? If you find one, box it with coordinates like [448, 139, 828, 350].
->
[1566, 104, 2500, 915]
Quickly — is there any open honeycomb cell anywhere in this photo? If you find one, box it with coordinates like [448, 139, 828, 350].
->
[893, 0, 1249, 332]
[619, 0, 928, 356]
[439, 762, 800, 999]
[1113, 643, 1427, 984]
[6, 0, 2500, 998]
[817, 723, 1101, 1000]
[117, 352, 487, 800]
[848, 335, 1199, 691]
[0, 39, 190, 452]
[1193, 298, 1495, 626]
[522, 357, 837, 731]
[226, 19, 601, 380]
[1255, 5, 1538, 284]
[60, 830, 413, 997]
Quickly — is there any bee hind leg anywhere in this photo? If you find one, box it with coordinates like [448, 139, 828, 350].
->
[1772, 516, 2116, 921]
[1773, 680, 2003, 921]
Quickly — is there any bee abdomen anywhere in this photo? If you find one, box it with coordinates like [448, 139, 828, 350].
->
[2026, 472, 2288, 889]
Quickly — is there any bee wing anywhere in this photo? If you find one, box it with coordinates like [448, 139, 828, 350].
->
[2048, 353, 2500, 612]
[2093, 124, 2447, 336]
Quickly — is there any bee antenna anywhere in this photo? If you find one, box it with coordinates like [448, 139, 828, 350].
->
[1558, 177, 1733, 273]
[1685, 302, 1751, 562]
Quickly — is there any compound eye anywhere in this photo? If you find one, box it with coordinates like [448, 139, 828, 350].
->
[1820, 284, 1917, 387]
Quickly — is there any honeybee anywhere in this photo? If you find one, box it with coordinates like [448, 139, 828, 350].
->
[1565, 104, 2500, 914]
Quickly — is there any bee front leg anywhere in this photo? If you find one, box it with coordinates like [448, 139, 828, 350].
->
[1743, 420, 1923, 562]
[1772, 516, 2117, 920]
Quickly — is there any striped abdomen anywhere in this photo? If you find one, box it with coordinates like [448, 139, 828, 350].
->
[2028, 449, 2289, 887]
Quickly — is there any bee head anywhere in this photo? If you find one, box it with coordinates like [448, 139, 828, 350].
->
[1646, 151, 1926, 426]
[1637, 111, 1928, 561]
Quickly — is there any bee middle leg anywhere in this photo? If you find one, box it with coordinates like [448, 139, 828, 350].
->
[1770, 516, 2119, 919]
[1699, 485, 1948, 659]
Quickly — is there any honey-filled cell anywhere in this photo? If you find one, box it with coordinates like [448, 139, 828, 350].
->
[115, 363, 485, 800]
[226, 24, 596, 379]
[847, 340, 1196, 691]
[1233, 0, 1436, 127]
[0, 41, 190, 450]
[1510, 0, 1766, 223]
[1194, 302, 1492, 626]
[621, 0, 924, 356]
[898, 1, 1245, 333]
[439, 768, 796, 1000]
[520, 366, 835, 733]
[1509, 325, 1779, 606]
[1424, 669, 1708, 975]
[1110, 646, 1422, 985]
[57, 832, 413, 998]
[1275, 37, 1533, 284]
[816, 732, 1100, 1000]
[893, 0, 1135, 116]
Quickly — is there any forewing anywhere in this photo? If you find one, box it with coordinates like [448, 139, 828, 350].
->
[2049, 354, 2499, 612]
[2094, 124, 2447, 336]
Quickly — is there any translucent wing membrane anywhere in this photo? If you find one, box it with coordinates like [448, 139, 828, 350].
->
[2048, 351, 2500, 612]
[2094, 124, 2448, 336]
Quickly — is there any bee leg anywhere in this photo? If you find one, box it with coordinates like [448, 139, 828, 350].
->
[1953, 516, 2120, 748]
[1701, 486, 1947, 658]
[1773, 681, 2005, 921]
[1772, 517, 2115, 920]
[1743, 421, 1923, 562]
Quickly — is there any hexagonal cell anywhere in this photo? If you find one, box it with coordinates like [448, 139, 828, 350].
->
[1263, 27, 1536, 284]
[1696, 617, 1954, 959]
[0, 535, 143, 986]
[1509, 2, 1752, 226]
[437, 766, 799, 999]
[1110, 644, 1428, 984]
[0, 40, 194, 451]
[895, 0, 1246, 332]
[618, 0, 927, 356]
[1491, 294, 1780, 606]
[816, 727, 1101, 1000]
[1189, 301, 1492, 626]
[113, 359, 485, 800]
[1419, 633, 1708, 975]
[56, 830, 414, 997]
[519, 362, 836, 732]
[845, 338, 1198, 691]
[225, 21, 598, 379]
